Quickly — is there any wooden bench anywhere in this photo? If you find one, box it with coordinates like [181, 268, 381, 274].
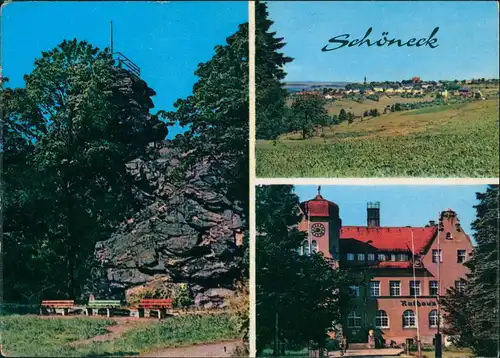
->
[138, 298, 172, 319]
[40, 300, 74, 316]
[86, 300, 121, 317]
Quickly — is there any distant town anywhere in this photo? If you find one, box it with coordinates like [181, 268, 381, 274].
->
[286, 77, 500, 101]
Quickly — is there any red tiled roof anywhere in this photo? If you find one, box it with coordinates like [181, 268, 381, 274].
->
[340, 226, 437, 253]
[300, 195, 339, 217]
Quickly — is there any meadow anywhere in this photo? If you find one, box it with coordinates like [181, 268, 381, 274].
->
[0, 313, 239, 357]
[256, 99, 499, 177]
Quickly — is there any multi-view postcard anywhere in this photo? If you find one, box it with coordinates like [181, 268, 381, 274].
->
[1, 1, 248, 357]
[255, 1, 499, 178]
[0, 1, 498, 358]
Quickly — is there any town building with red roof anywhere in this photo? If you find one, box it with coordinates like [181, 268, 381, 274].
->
[297, 192, 474, 347]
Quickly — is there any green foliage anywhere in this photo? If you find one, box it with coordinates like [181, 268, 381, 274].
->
[166, 17, 248, 225]
[256, 185, 355, 352]
[338, 108, 348, 122]
[2, 39, 167, 302]
[289, 94, 330, 139]
[173, 284, 194, 309]
[255, 0, 293, 140]
[442, 186, 499, 356]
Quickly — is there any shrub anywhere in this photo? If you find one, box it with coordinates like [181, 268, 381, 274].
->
[173, 283, 194, 309]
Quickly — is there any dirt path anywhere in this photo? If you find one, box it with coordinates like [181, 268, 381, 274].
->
[144, 340, 241, 357]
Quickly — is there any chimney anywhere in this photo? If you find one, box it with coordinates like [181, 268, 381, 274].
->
[367, 201, 380, 227]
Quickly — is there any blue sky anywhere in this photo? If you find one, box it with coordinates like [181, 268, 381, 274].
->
[1, 1, 247, 138]
[293, 185, 489, 239]
[267, 1, 499, 82]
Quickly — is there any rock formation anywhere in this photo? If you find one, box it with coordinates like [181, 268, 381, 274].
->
[94, 141, 245, 308]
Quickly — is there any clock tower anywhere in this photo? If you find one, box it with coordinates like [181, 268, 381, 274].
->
[298, 187, 341, 263]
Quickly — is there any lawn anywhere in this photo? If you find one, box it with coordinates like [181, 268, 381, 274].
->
[0, 313, 239, 357]
[256, 99, 499, 177]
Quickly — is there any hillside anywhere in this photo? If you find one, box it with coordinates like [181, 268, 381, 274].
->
[256, 99, 499, 177]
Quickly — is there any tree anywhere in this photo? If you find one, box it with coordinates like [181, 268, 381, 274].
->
[338, 108, 347, 123]
[256, 185, 354, 354]
[2, 39, 167, 301]
[347, 111, 355, 125]
[441, 185, 498, 356]
[290, 93, 329, 139]
[166, 19, 249, 222]
[255, 0, 293, 140]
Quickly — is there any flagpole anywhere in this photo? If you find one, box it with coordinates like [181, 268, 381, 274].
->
[411, 230, 422, 358]
[435, 213, 443, 358]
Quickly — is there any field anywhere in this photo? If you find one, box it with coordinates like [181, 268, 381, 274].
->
[0, 313, 239, 357]
[256, 98, 499, 177]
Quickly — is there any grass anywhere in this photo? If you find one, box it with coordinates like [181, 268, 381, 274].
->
[0, 315, 115, 357]
[401, 103, 466, 116]
[256, 99, 499, 177]
[1, 313, 239, 357]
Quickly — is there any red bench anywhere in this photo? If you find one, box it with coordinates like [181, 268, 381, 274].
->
[138, 299, 172, 319]
[40, 300, 74, 315]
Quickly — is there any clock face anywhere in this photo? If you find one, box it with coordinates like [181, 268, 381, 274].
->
[311, 223, 326, 237]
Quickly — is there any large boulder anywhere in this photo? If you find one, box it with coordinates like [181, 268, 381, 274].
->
[93, 141, 245, 307]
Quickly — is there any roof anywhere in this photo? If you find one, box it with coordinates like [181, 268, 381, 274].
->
[340, 226, 437, 253]
[299, 195, 339, 217]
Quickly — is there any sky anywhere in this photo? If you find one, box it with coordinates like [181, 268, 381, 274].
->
[1, 1, 247, 138]
[267, 1, 499, 82]
[293, 185, 490, 238]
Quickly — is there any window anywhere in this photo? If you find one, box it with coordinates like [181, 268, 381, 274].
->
[349, 285, 360, 297]
[390, 281, 401, 296]
[457, 250, 466, 263]
[378, 253, 386, 261]
[390, 253, 396, 261]
[402, 310, 416, 328]
[347, 311, 362, 328]
[311, 240, 318, 253]
[357, 253, 365, 261]
[367, 253, 375, 261]
[398, 253, 408, 261]
[375, 310, 389, 328]
[410, 281, 421, 296]
[429, 281, 439, 296]
[347, 253, 355, 261]
[446, 232, 452, 240]
[432, 249, 442, 263]
[429, 310, 439, 328]
[302, 241, 309, 256]
[455, 280, 466, 293]
[370, 281, 380, 296]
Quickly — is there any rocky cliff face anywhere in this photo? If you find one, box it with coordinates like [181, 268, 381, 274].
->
[93, 141, 245, 308]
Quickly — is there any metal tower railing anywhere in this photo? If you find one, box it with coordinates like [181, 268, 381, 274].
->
[113, 52, 140, 78]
